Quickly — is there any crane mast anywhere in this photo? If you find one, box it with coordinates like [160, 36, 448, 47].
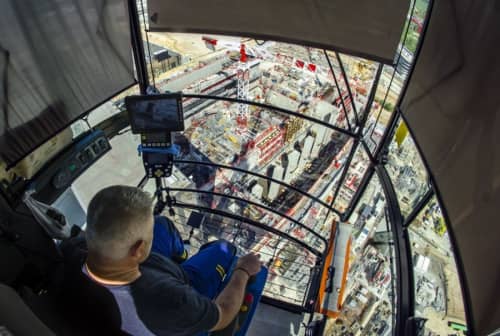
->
[236, 44, 250, 132]
[202, 36, 250, 133]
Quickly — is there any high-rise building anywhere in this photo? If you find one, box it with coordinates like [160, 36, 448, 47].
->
[264, 164, 284, 201]
[254, 126, 284, 166]
[284, 117, 304, 143]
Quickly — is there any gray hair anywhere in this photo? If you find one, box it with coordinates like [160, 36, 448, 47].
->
[86, 185, 154, 260]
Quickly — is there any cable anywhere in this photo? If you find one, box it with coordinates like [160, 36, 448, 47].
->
[139, 0, 156, 88]
[1, 45, 9, 131]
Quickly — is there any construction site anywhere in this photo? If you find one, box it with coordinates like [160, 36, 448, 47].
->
[2, 0, 493, 334]
[109, 34, 396, 328]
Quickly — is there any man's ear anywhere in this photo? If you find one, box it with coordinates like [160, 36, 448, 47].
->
[130, 240, 146, 259]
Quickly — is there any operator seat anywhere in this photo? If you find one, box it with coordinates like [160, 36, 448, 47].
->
[0, 246, 128, 336]
[44, 234, 128, 335]
[0, 194, 127, 335]
[0, 283, 54, 336]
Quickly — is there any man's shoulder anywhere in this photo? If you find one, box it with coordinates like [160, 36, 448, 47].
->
[136, 252, 189, 289]
[142, 251, 185, 272]
[133, 254, 219, 335]
[128, 253, 189, 311]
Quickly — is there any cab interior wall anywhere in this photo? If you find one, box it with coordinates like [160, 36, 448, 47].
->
[0, 0, 135, 167]
[400, 0, 500, 333]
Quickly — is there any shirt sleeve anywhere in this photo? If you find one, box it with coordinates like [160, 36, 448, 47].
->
[176, 285, 220, 334]
[133, 279, 219, 336]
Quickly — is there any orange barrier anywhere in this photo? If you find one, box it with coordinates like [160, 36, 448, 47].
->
[316, 222, 352, 319]
[315, 221, 338, 318]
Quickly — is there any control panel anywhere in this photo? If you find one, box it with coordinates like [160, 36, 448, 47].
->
[125, 93, 184, 180]
[141, 133, 171, 148]
[139, 133, 178, 178]
[32, 130, 111, 203]
[52, 135, 109, 189]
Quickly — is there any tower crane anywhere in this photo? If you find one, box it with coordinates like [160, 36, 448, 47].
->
[202, 36, 262, 133]
[236, 44, 250, 132]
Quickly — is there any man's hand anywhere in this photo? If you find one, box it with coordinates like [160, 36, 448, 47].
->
[236, 253, 262, 276]
[211, 253, 263, 331]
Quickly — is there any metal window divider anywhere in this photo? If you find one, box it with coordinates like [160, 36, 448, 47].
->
[127, 0, 149, 94]
[376, 165, 414, 336]
[335, 51, 360, 126]
[323, 50, 352, 132]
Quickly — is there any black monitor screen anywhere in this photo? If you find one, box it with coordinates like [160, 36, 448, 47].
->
[146, 152, 170, 165]
[126, 93, 184, 133]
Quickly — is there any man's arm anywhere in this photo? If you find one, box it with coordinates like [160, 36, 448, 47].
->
[210, 253, 261, 331]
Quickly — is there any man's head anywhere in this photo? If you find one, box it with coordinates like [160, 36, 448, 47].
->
[86, 185, 154, 263]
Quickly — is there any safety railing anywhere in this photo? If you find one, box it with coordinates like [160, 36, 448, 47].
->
[161, 206, 323, 310]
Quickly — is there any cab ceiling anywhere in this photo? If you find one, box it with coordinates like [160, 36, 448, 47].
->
[147, 0, 410, 64]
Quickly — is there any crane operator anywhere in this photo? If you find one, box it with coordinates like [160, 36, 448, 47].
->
[83, 185, 267, 335]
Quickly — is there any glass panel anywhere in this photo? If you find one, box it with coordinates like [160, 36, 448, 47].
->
[86, 85, 141, 128]
[363, 0, 430, 154]
[168, 189, 328, 254]
[408, 196, 467, 334]
[70, 84, 140, 138]
[72, 131, 145, 207]
[326, 174, 397, 335]
[324, 51, 379, 128]
[68, 83, 143, 205]
[337, 54, 378, 123]
[154, 207, 319, 306]
[334, 143, 372, 213]
[132, 32, 384, 132]
[363, 64, 399, 153]
[386, 119, 430, 218]
[138, 1, 185, 80]
[169, 100, 348, 236]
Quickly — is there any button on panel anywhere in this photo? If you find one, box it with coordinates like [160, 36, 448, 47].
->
[91, 143, 100, 155]
[84, 148, 93, 160]
[77, 153, 86, 165]
[98, 138, 108, 151]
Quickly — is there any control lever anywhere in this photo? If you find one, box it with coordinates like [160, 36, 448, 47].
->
[237, 276, 256, 329]
[210, 274, 256, 336]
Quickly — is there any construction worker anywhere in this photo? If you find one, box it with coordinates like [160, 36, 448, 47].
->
[84, 185, 267, 335]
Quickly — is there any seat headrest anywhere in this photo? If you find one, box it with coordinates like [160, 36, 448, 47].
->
[57, 236, 129, 335]
[0, 283, 55, 336]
